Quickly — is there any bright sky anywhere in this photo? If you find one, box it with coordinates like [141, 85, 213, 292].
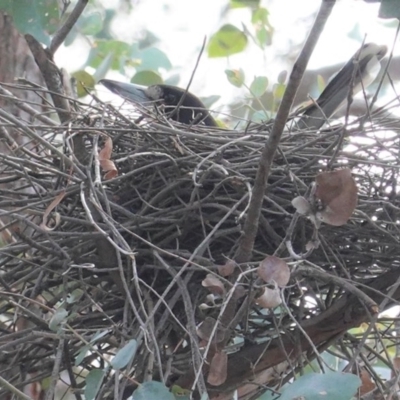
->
[56, 0, 399, 111]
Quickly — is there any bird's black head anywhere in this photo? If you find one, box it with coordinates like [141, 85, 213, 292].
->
[99, 79, 217, 127]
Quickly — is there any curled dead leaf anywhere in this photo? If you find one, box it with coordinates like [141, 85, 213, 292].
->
[257, 256, 290, 287]
[41, 191, 66, 230]
[232, 285, 246, 300]
[392, 356, 400, 377]
[359, 369, 376, 395]
[315, 168, 357, 226]
[255, 287, 281, 309]
[196, 317, 226, 343]
[99, 137, 118, 180]
[217, 259, 236, 277]
[207, 351, 228, 386]
[292, 196, 311, 215]
[201, 274, 225, 296]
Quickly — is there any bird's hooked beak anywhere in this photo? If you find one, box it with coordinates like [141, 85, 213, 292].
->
[99, 79, 154, 104]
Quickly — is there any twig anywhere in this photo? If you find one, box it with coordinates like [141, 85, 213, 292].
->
[235, 0, 337, 263]
[0, 375, 33, 400]
[44, 334, 65, 400]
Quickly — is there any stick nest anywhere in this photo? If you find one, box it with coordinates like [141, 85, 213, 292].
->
[1, 87, 399, 398]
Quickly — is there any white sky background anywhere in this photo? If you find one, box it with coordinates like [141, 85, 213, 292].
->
[56, 0, 399, 113]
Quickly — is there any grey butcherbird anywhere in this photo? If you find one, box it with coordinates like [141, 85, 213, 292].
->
[99, 79, 218, 127]
[298, 43, 387, 130]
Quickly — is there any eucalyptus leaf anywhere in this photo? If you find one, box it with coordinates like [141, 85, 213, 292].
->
[250, 76, 268, 97]
[85, 369, 105, 400]
[208, 24, 248, 58]
[131, 381, 175, 400]
[49, 308, 68, 331]
[111, 339, 138, 369]
[225, 69, 245, 88]
[131, 70, 163, 86]
[278, 371, 361, 400]
[379, 0, 400, 18]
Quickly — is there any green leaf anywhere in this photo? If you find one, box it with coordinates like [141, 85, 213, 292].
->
[0, 0, 12, 14]
[251, 110, 270, 123]
[252, 8, 272, 48]
[75, 344, 90, 366]
[111, 339, 137, 369]
[200, 95, 221, 109]
[87, 40, 131, 71]
[171, 384, 191, 399]
[230, 0, 260, 8]
[72, 70, 95, 97]
[64, 26, 79, 47]
[132, 381, 175, 400]
[251, 7, 269, 25]
[277, 70, 287, 85]
[35, 0, 61, 35]
[10, 0, 51, 45]
[66, 288, 84, 304]
[131, 71, 163, 86]
[85, 369, 105, 400]
[278, 372, 361, 400]
[93, 52, 114, 81]
[134, 47, 172, 72]
[208, 24, 248, 58]
[90, 329, 111, 343]
[0, 0, 60, 40]
[379, 0, 400, 18]
[75, 330, 111, 366]
[257, 390, 279, 400]
[80, 12, 104, 36]
[225, 69, 245, 88]
[49, 307, 68, 331]
[255, 26, 271, 48]
[138, 29, 160, 49]
[165, 74, 180, 86]
[317, 74, 326, 93]
[250, 76, 268, 97]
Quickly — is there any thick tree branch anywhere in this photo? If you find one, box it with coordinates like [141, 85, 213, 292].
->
[203, 267, 400, 394]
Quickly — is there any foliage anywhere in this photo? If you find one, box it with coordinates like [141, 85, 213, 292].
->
[131, 381, 175, 400]
[0, 0, 276, 121]
[259, 372, 361, 400]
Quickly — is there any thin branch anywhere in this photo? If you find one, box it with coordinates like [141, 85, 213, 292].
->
[235, 0, 337, 263]
[49, 0, 89, 56]
[0, 375, 33, 400]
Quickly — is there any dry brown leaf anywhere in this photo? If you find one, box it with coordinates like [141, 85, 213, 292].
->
[207, 351, 228, 386]
[201, 274, 226, 296]
[99, 136, 118, 180]
[255, 287, 281, 308]
[315, 168, 357, 226]
[257, 256, 290, 287]
[99, 136, 113, 159]
[359, 369, 376, 395]
[41, 191, 66, 231]
[217, 259, 236, 277]
[232, 285, 246, 300]
[392, 356, 400, 377]
[196, 317, 226, 343]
